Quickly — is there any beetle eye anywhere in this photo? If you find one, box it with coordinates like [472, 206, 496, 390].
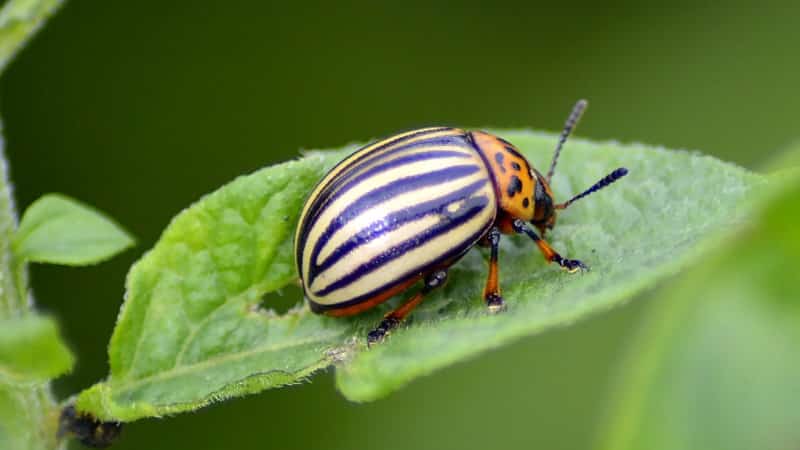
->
[532, 179, 555, 225]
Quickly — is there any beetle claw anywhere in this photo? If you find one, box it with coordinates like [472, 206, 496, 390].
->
[486, 293, 507, 314]
[562, 258, 589, 273]
[367, 317, 400, 346]
[366, 330, 386, 347]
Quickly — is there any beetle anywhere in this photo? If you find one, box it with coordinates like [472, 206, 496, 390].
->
[294, 100, 628, 344]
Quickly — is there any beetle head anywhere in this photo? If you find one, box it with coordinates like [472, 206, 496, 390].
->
[530, 170, 557, 235]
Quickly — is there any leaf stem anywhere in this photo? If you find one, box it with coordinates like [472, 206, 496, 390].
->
[0, 3, 70, 450]
[0, 123, 24, 317]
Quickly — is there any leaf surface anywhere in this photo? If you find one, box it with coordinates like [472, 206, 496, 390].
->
[77, 132, 764, 420]
[15, 194, 134, 266]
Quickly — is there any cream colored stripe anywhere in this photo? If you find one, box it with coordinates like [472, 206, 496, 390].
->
[295, 128, 463, 256]
[320, 144, 474, 201]
[301, 156, 481, 279]
[308, 185, 496, 305]
[316, 170, 487, 265]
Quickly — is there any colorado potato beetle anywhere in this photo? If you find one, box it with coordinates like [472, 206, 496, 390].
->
[295, 100, 628, 344]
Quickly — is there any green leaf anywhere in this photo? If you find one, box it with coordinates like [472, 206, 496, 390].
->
[597, 161, 800, 450]
[0, 315, 74, 385]
[14, 194, 135, 266]
[76, 131, 764, 421]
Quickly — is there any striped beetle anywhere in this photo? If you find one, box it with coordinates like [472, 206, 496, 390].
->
[295, 100, 628, 344]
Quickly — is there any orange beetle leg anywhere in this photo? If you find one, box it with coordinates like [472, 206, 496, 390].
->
[482, 227, 505, 313]
[511, 218, 588, 273]
[367, 269, 448, 345]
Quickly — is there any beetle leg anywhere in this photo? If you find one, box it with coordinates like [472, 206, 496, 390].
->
[511, 219, 588, 272]
[482, 227, 506, 313]
[367, 269, 448, 345]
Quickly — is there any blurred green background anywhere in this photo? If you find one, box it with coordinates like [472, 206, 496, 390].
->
[3, 1, 799, 449]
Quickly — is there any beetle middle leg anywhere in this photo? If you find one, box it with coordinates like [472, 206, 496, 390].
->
[367, 269, 448, 345]
[511, 219, 588, 272]
[482, 227, 506, 313]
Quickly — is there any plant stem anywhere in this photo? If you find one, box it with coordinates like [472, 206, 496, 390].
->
[0, 2, 69, 449]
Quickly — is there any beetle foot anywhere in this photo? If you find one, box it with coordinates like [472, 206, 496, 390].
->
[555, 256, 589, 273]
[367, 317, 400, 346]
[486, 293, 506, 314]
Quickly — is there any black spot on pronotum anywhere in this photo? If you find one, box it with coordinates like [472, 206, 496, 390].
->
[494, 152, 506, 172]
[506, 175, 523, 197]
[59, 405, 122, 448]
[522, 198, 530, 208]
[511, 162, 521, 171]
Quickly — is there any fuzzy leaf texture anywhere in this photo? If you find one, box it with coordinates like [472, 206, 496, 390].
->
[14, 193, 135, 266]
[599, 153, 800, 450]
[74, 130, 766, 422]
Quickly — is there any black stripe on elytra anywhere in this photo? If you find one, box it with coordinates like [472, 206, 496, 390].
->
[313, 193, 491, 297]
[312, 131, 465, 203]
[306, 146, 470, 225]
[307, 218, 487, 311]
[298, 128, 455, 237]
[506, 175, 523, 197]
[302, 135, 471, 234]
[310, 178, 489, 279]
[307, 164, 482, 275]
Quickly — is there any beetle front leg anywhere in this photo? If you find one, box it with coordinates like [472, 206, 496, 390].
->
[482, 227, 506, 313]
[511, 219, 588, 272]
[367, 269, 448, 345]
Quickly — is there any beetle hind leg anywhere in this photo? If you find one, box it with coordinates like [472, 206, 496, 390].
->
[482, 227, 506, 313]
[367, 270, 448, 345]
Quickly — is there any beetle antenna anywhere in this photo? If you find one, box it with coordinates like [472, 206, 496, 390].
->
[546, 99, 588, 184]
[555, 167, 628, 210]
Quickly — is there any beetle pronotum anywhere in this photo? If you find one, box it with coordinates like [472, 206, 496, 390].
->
[295, 100, 628, 343]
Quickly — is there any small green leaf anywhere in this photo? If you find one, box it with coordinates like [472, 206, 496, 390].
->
[14, 194, 134, 266]
[598, 169, 800, 450]
[76, 131, 765, 421]
[0, 315, 74, 384]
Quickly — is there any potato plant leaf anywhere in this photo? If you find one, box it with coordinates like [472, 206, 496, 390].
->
[77, 131, 764, 421]
[14, 194, 135, 266]
[598, 157, 800, 450]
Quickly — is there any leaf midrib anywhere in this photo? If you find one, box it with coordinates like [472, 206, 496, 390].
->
[111, 329, 347, 397]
